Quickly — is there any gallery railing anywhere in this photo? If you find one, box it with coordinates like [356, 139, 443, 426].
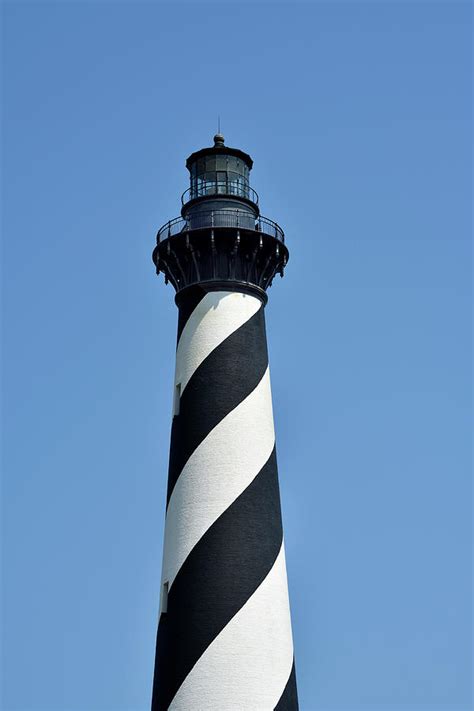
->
[181, 183, 259, 206]
[156, 210, 285, 244]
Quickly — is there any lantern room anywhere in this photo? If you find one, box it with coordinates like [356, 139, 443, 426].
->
[182, 134, 258, 207]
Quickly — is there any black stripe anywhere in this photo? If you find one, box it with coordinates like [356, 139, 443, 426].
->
[274, 660, 299, 710]
[166, 305, 268, 506]
[152, 447, 283, 711]
[175, 285, 207, 343]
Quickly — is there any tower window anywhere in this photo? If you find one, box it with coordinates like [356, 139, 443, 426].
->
[173, 383, 181, 416]
[161, 581, 169, 613]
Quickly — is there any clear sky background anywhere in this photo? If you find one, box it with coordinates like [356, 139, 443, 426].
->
[2, 2, 472, 710]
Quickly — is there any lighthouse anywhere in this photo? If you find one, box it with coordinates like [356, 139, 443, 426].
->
[151, 134, 298, 710]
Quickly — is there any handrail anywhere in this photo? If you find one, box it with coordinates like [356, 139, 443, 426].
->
[182, 183, 259, 206]
[157, 210, 284, 244]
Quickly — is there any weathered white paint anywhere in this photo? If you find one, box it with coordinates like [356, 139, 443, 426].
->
[162, 367, 275, 590]
[175, 291, 261, 394]
[169, 543, 294, 711]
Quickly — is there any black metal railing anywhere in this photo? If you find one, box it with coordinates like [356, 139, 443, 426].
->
[157, 210, 285, 244]
[181, 182, 259, 206]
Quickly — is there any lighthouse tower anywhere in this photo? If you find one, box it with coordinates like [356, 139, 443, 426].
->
[151, 134, 298, 710]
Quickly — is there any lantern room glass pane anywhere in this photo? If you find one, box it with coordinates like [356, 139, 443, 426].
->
[217, 172, 227, 194]
[203, 172, 216, 194]
[227, 156, 238, 173]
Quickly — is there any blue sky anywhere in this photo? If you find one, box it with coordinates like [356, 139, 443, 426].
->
[2, 2, 471, 710]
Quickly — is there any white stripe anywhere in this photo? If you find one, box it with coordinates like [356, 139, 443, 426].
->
[169, 543, 294, 711]
[162, 367, 275, 590]
[175, 291, 261, 395]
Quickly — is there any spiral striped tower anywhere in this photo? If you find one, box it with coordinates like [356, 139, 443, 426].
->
[151, 134, 298, 710]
